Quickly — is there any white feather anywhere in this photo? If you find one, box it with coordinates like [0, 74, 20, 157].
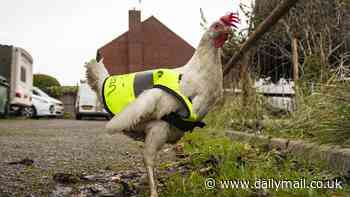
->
[105, 88, 180, 134]
[84, 59, 109, 104]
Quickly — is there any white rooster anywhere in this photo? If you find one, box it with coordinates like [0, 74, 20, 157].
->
[85, 12, 239, 197]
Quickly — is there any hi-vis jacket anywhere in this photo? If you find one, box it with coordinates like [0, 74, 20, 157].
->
[102, 69, 205, 131]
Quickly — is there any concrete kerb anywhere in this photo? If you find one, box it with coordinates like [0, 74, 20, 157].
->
[226, 130, 350, 175]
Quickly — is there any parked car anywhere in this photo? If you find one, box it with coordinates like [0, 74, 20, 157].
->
[0, 45, 33, 117]
[75, 80, 110, 120]
[30, 87, 64, 118]
[49, 97, 64, 117]
[0, 76, 9, 117]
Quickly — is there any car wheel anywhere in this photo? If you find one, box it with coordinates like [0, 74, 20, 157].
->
[76, 113, 82, 120]
[0, 103, 8, 118]
[49, 105, 55, 114]
[22, 106, 36, 118]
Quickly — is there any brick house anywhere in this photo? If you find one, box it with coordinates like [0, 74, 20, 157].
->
[97, 9, 195, 75]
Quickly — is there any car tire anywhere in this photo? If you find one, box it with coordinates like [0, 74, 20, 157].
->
[76, 113, 82, 120]
[22, 106, 36, 118]
[0, 103, 8, 118]
[31, 107, 38, 119]
[49, 105, 55, 115]
[105, 115, 112, 120]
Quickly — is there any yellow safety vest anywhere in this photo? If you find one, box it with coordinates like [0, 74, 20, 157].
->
[102, 69, 201, 127]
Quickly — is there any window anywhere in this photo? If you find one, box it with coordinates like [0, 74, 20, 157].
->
[33, 90, 39, 96]
[20, 67, 26, 82]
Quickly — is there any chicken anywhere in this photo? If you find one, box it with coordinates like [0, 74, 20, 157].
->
[85, 12, 239, 197]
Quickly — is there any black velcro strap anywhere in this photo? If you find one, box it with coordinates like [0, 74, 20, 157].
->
[161, 112, 206, 132]
[101, 77, 115, 116]
[153, 85, 191, 119]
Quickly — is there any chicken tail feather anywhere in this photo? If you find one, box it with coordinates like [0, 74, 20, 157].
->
[84, 59, 109, 102]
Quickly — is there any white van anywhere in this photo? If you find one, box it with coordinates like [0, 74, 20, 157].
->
[75, 80, 110, 120]
[0, 45, 33, 116]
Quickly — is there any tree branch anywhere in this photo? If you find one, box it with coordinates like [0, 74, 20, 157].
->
[224, 0, 300, 76]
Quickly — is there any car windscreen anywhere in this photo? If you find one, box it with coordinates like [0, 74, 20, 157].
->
[34, 88, 50, 98]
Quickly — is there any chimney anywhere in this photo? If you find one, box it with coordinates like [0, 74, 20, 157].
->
[128, 9, 143, 72]
[129, 9, 141, 31]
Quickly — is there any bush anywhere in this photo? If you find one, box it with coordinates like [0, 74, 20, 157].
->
[301, 55, 330, 83]
[45, 86, 62, 98]
[33, 74, 61, 89]
[33, 74, 78, 99]
[48, 86, 78, 98]
[33, 74, 61, 98]
[61, 86, 78, 95]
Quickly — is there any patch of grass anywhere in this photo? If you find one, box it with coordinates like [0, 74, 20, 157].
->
[203, 93, 288, 132]
[63, 112, 73, 119]
[162, 129, 350, 197]
[203, 81, 350, 147]
[262, 81, 350, 147]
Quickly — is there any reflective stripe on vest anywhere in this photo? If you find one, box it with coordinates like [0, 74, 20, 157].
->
[102, 69, 198, 122]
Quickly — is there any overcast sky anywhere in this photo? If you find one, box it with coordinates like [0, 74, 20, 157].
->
[1, 0, 252, 86]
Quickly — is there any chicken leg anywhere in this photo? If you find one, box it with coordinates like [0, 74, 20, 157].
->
[144, 120, 169, 197]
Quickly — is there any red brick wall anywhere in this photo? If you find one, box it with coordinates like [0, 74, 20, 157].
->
[99, 33, 129, 74]
[142, 17, 194, 70]
[98, 10, 195, 75]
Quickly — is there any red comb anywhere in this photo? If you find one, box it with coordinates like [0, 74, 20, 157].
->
[220, 12, 240, 28]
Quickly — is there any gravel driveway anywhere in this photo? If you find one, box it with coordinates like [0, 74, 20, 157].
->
[0, 119, 176, 196]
